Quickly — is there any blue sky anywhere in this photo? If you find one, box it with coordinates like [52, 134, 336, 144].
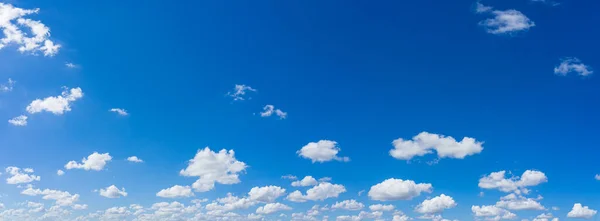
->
[0, 0, 599, 220]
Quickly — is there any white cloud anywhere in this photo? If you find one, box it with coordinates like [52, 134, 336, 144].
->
[8, 115, 27, 126]
[369, 204, 395, 211]
[368, 178, 433, 201]
[65, 152, 112, 171]
[98, 185, 127, 198]
[260, 104, 287, 119]
[336, 211, 383, 221]
[533, 213, 558, 221]
[292, 176, 319, 187]
[596, 174, 600, 181]
[415, 194, 457, 214]
[5, 166, 40, 184]
[478, 8, 535, 34]
[248, 186, 286, 203]
[282, 174, 297, 180]
[65, 62, 77, 68]
[472, 205, 517, 220]
[496, 194, 545, 210]
[0, 78, 15, 92]
[331, 200, 364, 211]
[479, 170, 547, 193]
[227, 84, 257, 101]
[297, 140, 350, 163]
[205, 193, 257, 212]
[0, 3, 60, 56]
[393, 214, 411, 221]
[567, 203, 597, 219]
[179, 147, 247, 192]
[389, 132, 483, 160]
[56, 170, 64, 176]
[156, 185, 194, 198]
[256, 203, 292, 214]
[26, 87, 83, 115]
[109, 108, 129, 116]
[127, 156, 143, 163]
[475, 2, 493, 13]
[21, 187, 80, 206]
[286, 182, 346, 202]
[554, 58, 593, 77]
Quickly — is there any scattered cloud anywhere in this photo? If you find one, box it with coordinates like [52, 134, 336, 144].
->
[260, 104, 287, 119]
[255, 203, 292, 214]
[281, 174, 297, 180]
[156, 185, 194, 198]
[227, 84, 256, 101]
[554, 58, 593, 77]
[0, 78, 15, 92]
[26, 87, 83, 115]
[479, 170, 547, 194]
[248, 186, 286, 203]
[5, 166, 40, 184]
[0, 3, 61, 56]
[21, 187, 80, 206]
[56, 170, 64, 176]
[369, 204, 395, 211]
[415, 194, 457, 214]
[109, 108, 129, 116]
[475, 2, 492, 13]
[65, 62, 77, 68]
[98, 185, 128, 198]
[179, 147, 247, 192]
[8, 115, 27, 126]
[127, 156, 143, 163]
[64, 152, 112, 171]
[297, 140, 350, 163]
[331, 199, 365, 211]
[567, 203, 597, 219]
[286, 182, 346, 202]
[472, 205, 517, 220]
[368, 178, 433, 201]
[292, 176, 319, 187]
[390, 132, 483, 161]
[496, 193, 545, 210]
[476, 3, 535, 35]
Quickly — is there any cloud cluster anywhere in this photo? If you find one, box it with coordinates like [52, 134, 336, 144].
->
[478, 170, 547, 194]
[390, 132, 483, 161]
[5, 166, 40, 184]
[65, 152, 112, 171]
[368, 178, 433, 201]
[179, 147, 247, 192]
[0, 3, 60, 56]
[287, 182, 346, 202]
[260, 104, 287, 119]
[26, 87, 84, 115]
[297, 140, 350, 163]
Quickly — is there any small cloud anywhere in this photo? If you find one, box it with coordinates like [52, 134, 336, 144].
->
[554, 57, 593, 77]
[0, 78, 15, 92]
[8, 115, 27, 126]
[476, 4, 535, 35]
[595, 174, 600, 180]
[57, 170, 65, 176]
[127, 156, 143, 163]
[475, 2, 492, 13]
[227, 84, 257, 101]
[65, 62, 77, 68]
[281, 175, 297, 180]
[109, 108, 129, 116]
[260, 105, 287, 119]
[26, 87, 83, 115]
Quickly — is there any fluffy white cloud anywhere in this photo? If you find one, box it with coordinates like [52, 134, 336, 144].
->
[479, 170, 547, 193]
[56, 170, 64, 176]
[21, 187, 80, 206]
[369, 204, 395, 211]
[179, 147, 247, 192]
[336, 211, 383, 221]
[477, 5, 535, 35]
[227, 84, 256, 101]
[554, 58, 593, 77]
[65, 152, 112, 171]
[567, 203, 597, 219]
[297, 140, 350, 163]
[8, 115, 27, 126]
[205, 193, 257, 212]
[389, 132, 483, 160]
[472, 205, 516, 220]
[393, 214, 411, 221]
[0, 3, 60, 56]
[496, 194, 545, 210]
[415, 194, 457, 214]
[331, 200, 364, 211]
[127, 156, 143, 163]
[368, 178, 433, 201]
[99, 185, 127, 198]
[256, 203, 292, 214]
[26, 87, 83, 115]
[248, 186, 286, 203]
[0, 78, 15, 92]
[533, 213, 558, 221]
[287, 182, 346, 202]
[292, 176, 319, 187]
[109, 108, 129, 116]
[5, 166, 40, 184]
[156, 185, 194, 198]
[260, 104, 287, 119]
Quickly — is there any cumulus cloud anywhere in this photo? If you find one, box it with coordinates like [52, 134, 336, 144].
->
[255, 203, 292, 214]
[109, 108, 129, 116]
[389, 132, 483, 161]
[98, 185, 127, 198]
[65, 152, 112, 171]
[533, 213, 559, 221]
[179, 147, 247, 192]
[5, 166, 40, 184]
[554, 58, 593, 77]
[56, 170, 64, 176]
[260, 104, 287, 119]
[282, 174, 298, 180]
[336, 211, 383, 221]
[567, 203, 597, 219]
[472, 205, 517, 220]
[496, 194, 545, 210]
[248, 186, 286, 203]
[227, 84, 257, 101]
[0, 3, 61, 56]
[21, 187, 80, 206]
[0, 78, 15, 92]
[477, 4, 535, 35]
[26, 87, 83, 115]
[369, 204, 395, 211]
[368, 178, 433, 201]
[297, 140, 350, 163]
[292, 176, 319, 187]
[8, 115, 27, 126]
[479, 170, 547, 193]
[415, 194, 457, 214]
[127, 156, 143, 163]
[287, 182, 346, 202]
[156, 185, 194, 198]
[331, 200, 365, 211]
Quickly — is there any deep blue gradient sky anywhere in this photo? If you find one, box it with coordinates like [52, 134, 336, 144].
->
[1, 0, 599, 220]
